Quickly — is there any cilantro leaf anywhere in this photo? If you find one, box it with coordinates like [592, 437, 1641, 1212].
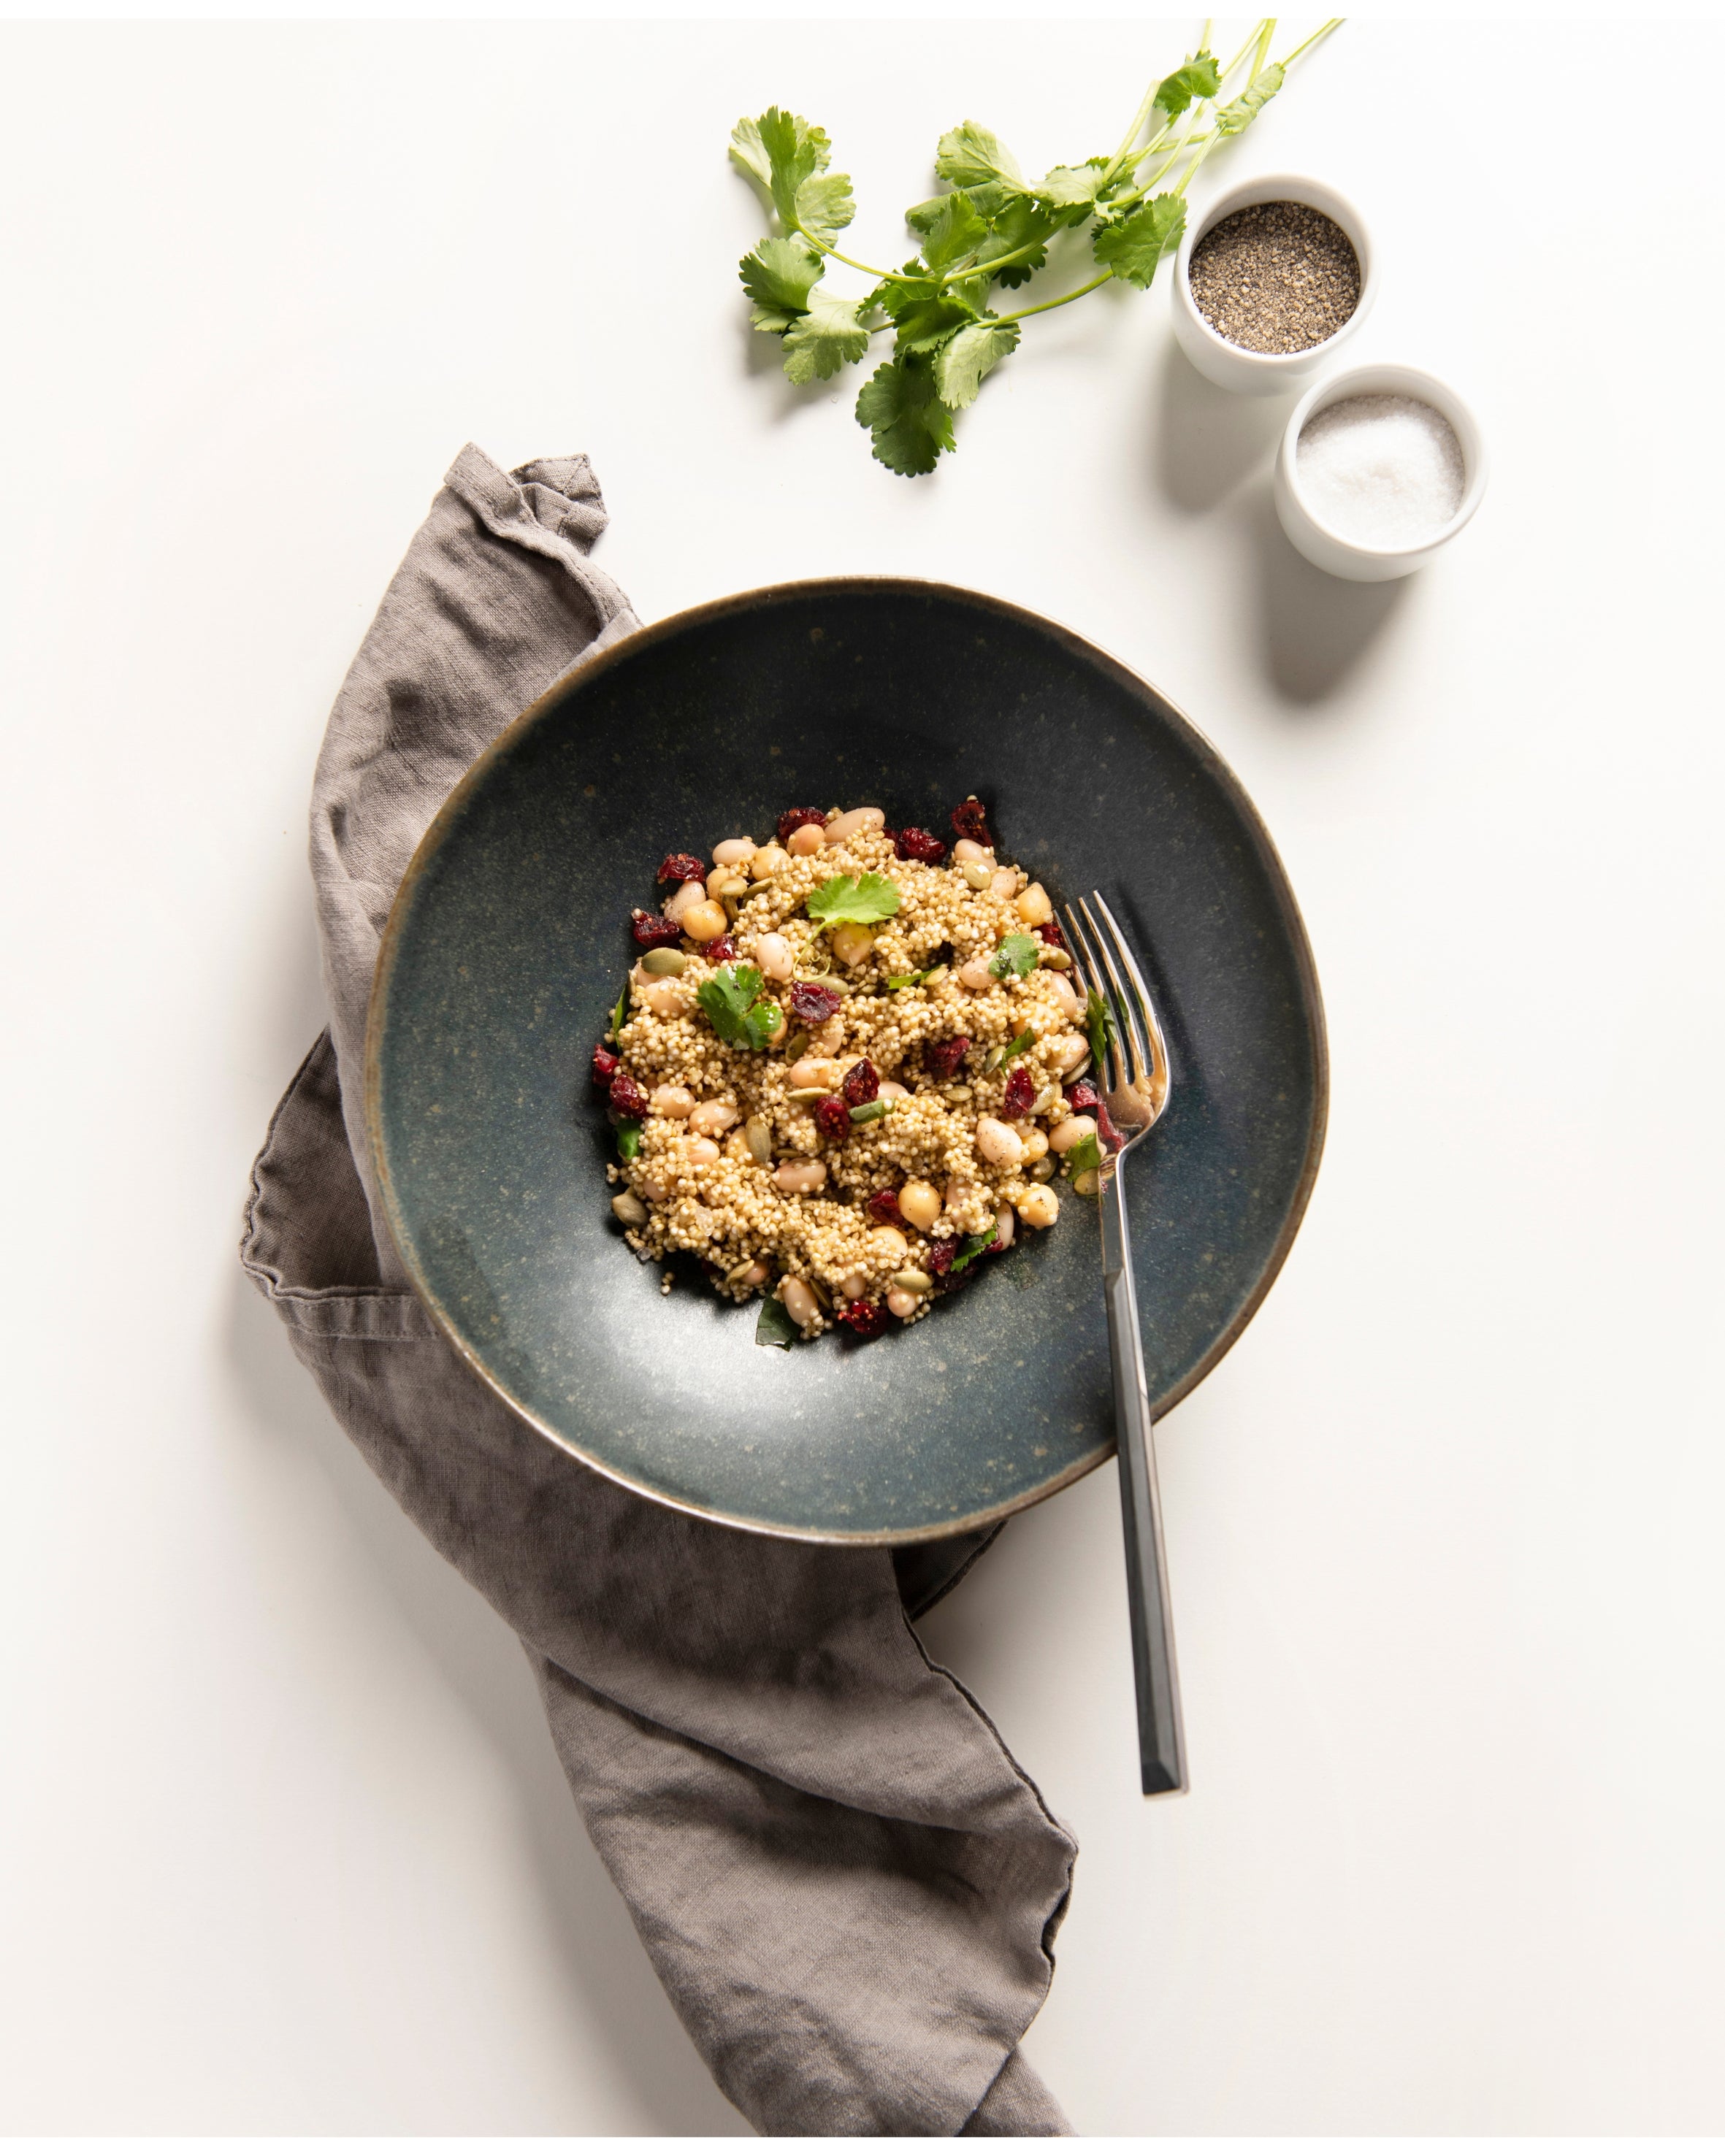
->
[741, 237, 824, 328]
[974, 196, 1055, 289]
[855, 356, 957, 476]
[1085, 986, 1115, 1072]
[730, 107, 834, 228]
[887, 967, 933, 990]
[936, 121, 1021, 190]
[807, 871, 902, 926]
[933, 318, 1020, 410]
[783, 293, 873, 383]
[1093, 194, 1186, 289]
[794, 171, 855, 245]
[878, 272, 982, 354]
[616, 1119, 641, 1162]
[917, 191, 988, 274]
[756, 1294, 800, 1349]
[1003, 1024, 1038, 1062]
[697, 962, 782, 1051]
[1215, 63, 1285, 135]
[951, 1228, 998, 1275]
[1066, 1131, 1104, 1175]
[611, 978, 630, 1037]
[1152, 53, 1222, 122]
[1030, 158, 1109, 217]
[988, 932, 1040, 981]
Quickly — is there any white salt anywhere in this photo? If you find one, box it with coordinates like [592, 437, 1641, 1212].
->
[1296, 394, 1465, 549]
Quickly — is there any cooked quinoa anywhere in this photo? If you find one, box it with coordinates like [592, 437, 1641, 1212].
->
[592, 799, 1106, 1340]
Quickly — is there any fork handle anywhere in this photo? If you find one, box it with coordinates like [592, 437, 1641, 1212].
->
[1101, 1160, 1188, 1797]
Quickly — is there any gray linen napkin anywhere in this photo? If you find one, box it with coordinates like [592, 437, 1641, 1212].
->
[241, 445, 1077, 2136]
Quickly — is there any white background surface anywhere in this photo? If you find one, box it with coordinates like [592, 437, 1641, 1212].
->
[4, 14, 1724, 2137]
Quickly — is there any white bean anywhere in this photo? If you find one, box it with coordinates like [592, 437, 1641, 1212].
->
[1052, 1034, 1090, 1074]
[664, 878, 705, 922]
[1049, 1114, 1097, 1154]
[822, 806, 886, 845]
[898, 1179, 941, 1231]
[975, 1116, 1025, 1167]
[688, 1100, 738, 1138]
[776, 1159, 828, 1194]
[839, 1271, 868, 1303]
[878, 1079, 910, 1101]
[868, 1225, 909, 1260]
[1021, 1128, 1049, 1162]
[990, 869, 1017, 898]
[788, 822, 825, 856]
[779, 1278, 819, 1328]
[740, 1260, 770, 1287]
[993, 1203, 1016, 1250]
[750, 843, 791, 880]
[638, 1178, 669, 1205]
[638, 978, 690, 1017]
[808, 1014, 845, 1056]
[1048, 972, 1083, 1021]
[755, 932, 795, 982]
[957, 956, 994, 991]
[788, 1056, 845, 1092]
[649, 1085, 695, 1119]
[952, 838, 992, 865]
[1017, 1187, 1060, 1229]
[712, 837, 755, 867]
[685, 1137, 720, 1167]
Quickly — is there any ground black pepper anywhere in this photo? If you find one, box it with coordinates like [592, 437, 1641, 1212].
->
[1187, 200, 1361, 355]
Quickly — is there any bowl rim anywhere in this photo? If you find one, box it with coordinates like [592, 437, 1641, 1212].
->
[364, 575, 1331, 1546]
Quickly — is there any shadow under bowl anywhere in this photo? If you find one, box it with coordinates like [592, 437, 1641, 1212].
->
[367, 579, 1328, 1543]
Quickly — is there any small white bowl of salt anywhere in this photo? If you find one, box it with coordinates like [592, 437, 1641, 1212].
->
[1274, 363, 1488, 581]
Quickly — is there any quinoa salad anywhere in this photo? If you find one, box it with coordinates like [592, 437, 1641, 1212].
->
[592, 797, 1117, 1342]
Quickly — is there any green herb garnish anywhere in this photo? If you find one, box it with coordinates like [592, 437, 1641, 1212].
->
[807, 872, 902, 927]
[989, 932, 1039, 981]
[755, 1294, 800, 1349]
[730, 21, 1337, 473]
[616, 1119, 642, 1162]
[611, 978, 630, 1037]
[696, 962, 783, 1052]
[1085, 988, 1114, 1073]
[1066, 1132, 1104, 1175]
[1003, 1024, 1037, 1062]
[950, 1228, 998, 1275]
[887, 967, 933, 990]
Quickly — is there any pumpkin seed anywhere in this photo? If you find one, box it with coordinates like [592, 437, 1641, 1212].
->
[1030, 1158, 1057, 1184]
[714, 875, 750, 897]
[1072, 1168, 1100, 1196]
[1039, 947, 1073, 971]
[744, 1115, 773, 1164]
[890, 1267, 933, 1294]
[963, 862, 992, 891]
[781, 1029, 810, 1062]
[611, 1191, 649, 1226]
[743, 879, 773, 898]
[796, 972, 849, 996]
[787, 1087, 829, 1105]
[942, 1082, 973, 1100]
[1030, 1084, 1059, 1118]
[922, 964, 949, 986]
[640, 947, 687, 976]
[982, 1044, 1006, 1074]
[724, 1258, 760, 1284]
[849, 1100, 891, 1124]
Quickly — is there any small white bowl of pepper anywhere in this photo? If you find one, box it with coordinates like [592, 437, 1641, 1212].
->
[1171, 172, 1375, 396]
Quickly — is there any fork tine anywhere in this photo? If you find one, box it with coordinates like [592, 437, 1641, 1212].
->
[1092, 891, 1169, 1099]
[1079, 896, 1151, 1091]
[1062, 903, 1123, 1091]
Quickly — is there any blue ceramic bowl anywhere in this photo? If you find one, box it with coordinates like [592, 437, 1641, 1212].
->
[367, 580, 1326, 1543]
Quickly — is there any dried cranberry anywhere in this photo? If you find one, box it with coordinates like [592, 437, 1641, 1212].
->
[895, 826, 947, 865]
[814, 1095, 850, 1141]
[1065, 1078, 1102, 1115]
[1096, 1100, 1125, 1153]
[705, 934, 738, 964]
[841, 1059, 879, 1107]
[864, 1189, 902, 1227]
[950, 797, 992, 848]
[788, 981, 843, 1027]
[927, 1236, 959, 1278]
[1036, 920, 1065, 948]
[838, 1299, 888, 1340]
[592, 1043, 620, 1086]
[631, 910, 683, 951]
[925, 1035, 971, 1080]
[777, 806, 827, 845]
[656, 851, 705, 885]
[1001, 1064, 1036, 1121]
[608, 1070, 649, 1120]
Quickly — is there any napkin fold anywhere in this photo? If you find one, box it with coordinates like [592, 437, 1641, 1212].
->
[241, 445, 1076, 2136]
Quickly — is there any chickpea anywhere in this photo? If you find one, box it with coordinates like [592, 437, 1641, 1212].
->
[664, 878, 705, 922]
[685, 1137, 721, 1167]
[788, 822, 825, 856]
[877, 1079, 910, 1101]
[868, 1225, 909, 1260]
[1018, 1187, 1060, 1230]
[638, 977, 691, 1017]
[1049, 1113, 1098, 1154]
[724, 1129, 752, 1162]
[976, 1116, 1026, 1167]
[822, 806, 886, 845]
[830, 924, 876, 967]
[990, 869, 1018, 898]
[754, 931, 795, 981]
[681, 898, 729, 943]
[994, 1203, 1016, 1251]
[712, 837, 755, 867]
[611, 1191, 647, 1227]
[789, 1056, 845, 1092]
[779, 1277, 819, 1328]
[1021, 1128, 1049, 1162]
[839, 1271, 869, 1302]
[952, 838, 993, 865]
[688, 1100, 739, 1138]
[649, 1084, 695, 1119]
[887, 1288, 919, 1320]
[898, 1179, 941, 1231]
[638, 1177, 669, 1205]
[739, 1260, 770, 1288]
[1016, 881, 1053, 926]
[776, 1159, 828, 1194]
[1048, 971, 1083, 1021]
[956, 956, 994, 991]
[750, 843, 791, 880]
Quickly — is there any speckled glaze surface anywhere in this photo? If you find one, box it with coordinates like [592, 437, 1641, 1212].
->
[366, 580, 1327, 1543]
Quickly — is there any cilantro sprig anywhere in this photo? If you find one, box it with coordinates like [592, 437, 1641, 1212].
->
[730, 20, 1339, 474]
[1085, 987, 1115, 1075]
[697, 962, 783, 1052]
[807, 872, 901, 927]
[989, 932, 1040, 981]
[1066, 1131, 1104, 1176]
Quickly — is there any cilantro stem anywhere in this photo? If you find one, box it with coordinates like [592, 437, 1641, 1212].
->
[795, 223, 893, 281]
[1281, 17, 1343, 68]
[993, 270, 1114, 325]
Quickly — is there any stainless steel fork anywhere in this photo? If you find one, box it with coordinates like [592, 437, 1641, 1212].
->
[1063, 894, 1187, 1797]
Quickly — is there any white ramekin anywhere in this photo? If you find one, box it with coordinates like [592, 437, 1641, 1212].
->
[1273, 362, 1490, 583]
[1171, 172, 1376, 397]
